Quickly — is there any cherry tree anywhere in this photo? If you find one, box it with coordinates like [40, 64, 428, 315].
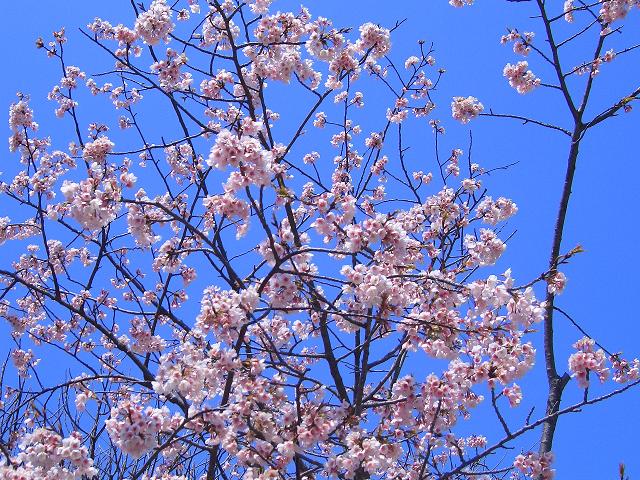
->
[1, 0, 639, 479]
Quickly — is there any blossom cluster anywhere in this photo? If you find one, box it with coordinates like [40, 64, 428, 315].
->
[206, 129, 275, 191]
[10, 348, 38, 377]
[8, 97, 38, 153]
[61, 175, 121, 230]
[134, 0, 174, 45]
[9, 99, 37, 131]
[514, 452, 555, 480]
[464, 229, 507, 266]
[568, 337, 609, 388]
[501, 30, 535, 56]
[105, 399, 174, 459]
[0, 428, 98, 479]
[451, 96, 484, 124]
[503, 61, 541, 94]
[476, 196, 518, 225]
[151, 49, 193, 92]
[599, 0, 639, 24]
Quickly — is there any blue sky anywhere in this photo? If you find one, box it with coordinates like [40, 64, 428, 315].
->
[2, 1, 639, 478]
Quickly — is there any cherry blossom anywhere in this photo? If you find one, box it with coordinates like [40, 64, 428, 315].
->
[476, 196, 518, 225]
[514, 452, 555, 480]
[501, 30, 535, 56]
[206, 129, 275, 190]
[9, 98, 37, 132]
[61, 173, 121, 230]
[599, 0, 639, 24]
[568, 337, 609, 388]
[450, 0, 474, 6]
[451, 96, 484, 124]
[134, 0, 174, 45]
[564, 0, 575, 22]
[105, 398, 174, 459]
[10, 348, 38, 377]
[82, 135, 114, 163]
[464, 229, 507, 266]
[503, 61, 541, 94]
[151, 49, 193, 92]
[0, 428, 98, 479]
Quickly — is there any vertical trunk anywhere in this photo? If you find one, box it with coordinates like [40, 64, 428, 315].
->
[538, 128, 582, 456]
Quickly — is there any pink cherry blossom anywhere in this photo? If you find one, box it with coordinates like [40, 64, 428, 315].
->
[568, 337, 609, 387]
[476, 196, 518, 225]
[451, 96, 484, 124]
[599, 0, 638, 23]
[134, 0, 174, 45]
[1, 428, 99, 479]
[514, 451, 555, 479]
[464, 229, 507, 266]
[105, 398, 174, 459]
[503, 61, 541, 94]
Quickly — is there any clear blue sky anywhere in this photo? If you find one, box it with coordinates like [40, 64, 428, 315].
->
[1, 1, 639, 478]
